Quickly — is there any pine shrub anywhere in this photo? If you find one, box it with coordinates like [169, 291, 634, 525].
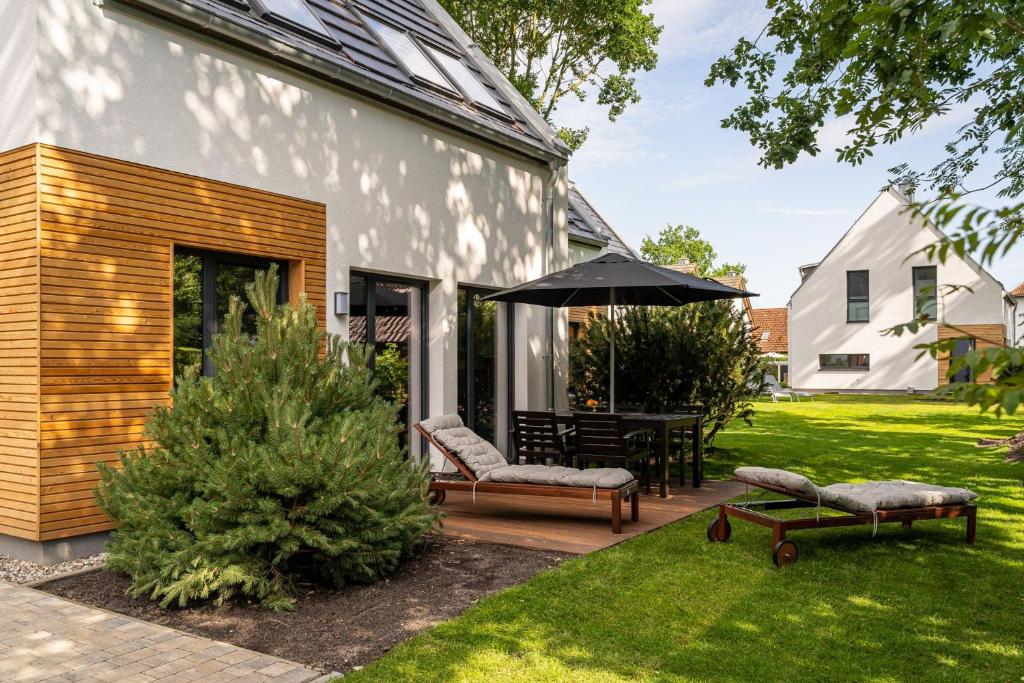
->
[97, 266, 439, 611]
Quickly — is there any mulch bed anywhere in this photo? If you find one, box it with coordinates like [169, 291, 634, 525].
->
[38, 534, 568, 674]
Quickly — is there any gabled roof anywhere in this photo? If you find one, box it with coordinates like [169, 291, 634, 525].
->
[789, 186, 1009, 302]
[567, 183, 638, 257]
[1012, 281, 1024, 298]
[118, 0, 566, 163]
[750, 307, 787, 354]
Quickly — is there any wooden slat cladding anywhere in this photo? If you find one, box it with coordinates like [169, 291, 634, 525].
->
[25, 144, 327, 542]
[937, 324, 1005, 386]
[0, 146, 40, 541]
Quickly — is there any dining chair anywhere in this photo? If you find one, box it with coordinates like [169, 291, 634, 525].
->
[512, 410, 572, 466]
[572, 413, 655, 492]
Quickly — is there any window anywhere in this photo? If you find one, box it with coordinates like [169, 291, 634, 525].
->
[424, 46, 506, 114]
[349, 272, 428, 459]
[819, 354, 870, 370]
[252, 0, 334, 40]
[363, 16, 456, 92]
[173, 249, 288, 378]
[760, 330, 771, 341]
[913, 266, 938, 321]
[846, 270, 869, 322]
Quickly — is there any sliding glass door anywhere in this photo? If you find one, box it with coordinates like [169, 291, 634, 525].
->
[173, 248, 287, 379]
[349, 272, 427, 459]
[458, 287, 513, 451]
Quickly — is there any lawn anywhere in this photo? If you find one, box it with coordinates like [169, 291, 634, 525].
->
[347, 396, 1024, 682]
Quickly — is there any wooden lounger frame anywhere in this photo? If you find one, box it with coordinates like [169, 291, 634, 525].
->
[708, 475, 977, 566]
[415, 423, 640, 533]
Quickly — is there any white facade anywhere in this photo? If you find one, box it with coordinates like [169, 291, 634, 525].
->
[789, 188, 1012, 392]
[2, 0, 570, 465]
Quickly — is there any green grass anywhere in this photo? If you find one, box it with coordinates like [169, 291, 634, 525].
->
[348, 396, 1024, 682]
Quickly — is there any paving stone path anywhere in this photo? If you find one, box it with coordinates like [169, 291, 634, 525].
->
[0, 581, 329, 682]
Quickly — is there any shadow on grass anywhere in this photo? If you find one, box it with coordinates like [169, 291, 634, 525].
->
[347, 400, 1024, 682]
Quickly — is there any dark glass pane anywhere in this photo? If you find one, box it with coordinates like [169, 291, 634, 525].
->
[847, 301, 869, 322]
[374, 281, 413, 442]
[216, 263, 263, 337]
[173, 254, 203, 379]
[913, 266, 937, 320]
[349, 273, 368, 343]
[847, 270, 869, 298]
[471, 293, 497, 444]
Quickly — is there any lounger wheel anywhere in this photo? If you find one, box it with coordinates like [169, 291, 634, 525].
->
[428, 489, 446, 506]
[772, 539, 799, 567]
[707, 518, 731, 542]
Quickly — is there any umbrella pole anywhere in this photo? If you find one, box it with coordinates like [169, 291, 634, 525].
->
[609, 287, 615, 413]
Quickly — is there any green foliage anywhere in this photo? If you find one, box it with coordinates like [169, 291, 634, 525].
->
[349, 397, 1022, 682]
[97, 266, 439, 611]
[639, 224, 746, 277]
[569, 304, 766, 444]
[438, 0, 661, 151]
[707, 0, 1024, 414]
[172, 254, 202, 378]
[375, 343, 409, 406]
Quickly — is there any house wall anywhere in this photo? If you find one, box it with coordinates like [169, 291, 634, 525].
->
[937, 324, 1004, 385]
[0, 146, 40, 541]
[26, 0, 567, 455]
[790, 189, 1007, 392]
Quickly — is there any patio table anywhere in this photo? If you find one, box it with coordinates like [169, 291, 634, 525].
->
[554, 411, 703, 497]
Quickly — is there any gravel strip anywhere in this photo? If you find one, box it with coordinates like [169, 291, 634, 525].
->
[0, 553, 106, 585]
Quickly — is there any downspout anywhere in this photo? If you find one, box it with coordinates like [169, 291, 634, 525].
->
[545, 164, 558, 410]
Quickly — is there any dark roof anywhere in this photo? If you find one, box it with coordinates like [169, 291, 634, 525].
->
[750, 307, 788, 354]
[122, 0, 562, 161]
[567, 183, 636, 256]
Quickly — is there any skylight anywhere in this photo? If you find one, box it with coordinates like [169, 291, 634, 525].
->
[255, 0, 333, 40]
[425, 46, 506, 115]
[363, 16, 456, 92]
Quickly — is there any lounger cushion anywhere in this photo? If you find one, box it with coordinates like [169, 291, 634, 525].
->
[734, 467, 821, 499]
[482, 464, 634, 489]
[822, 480, 978, 513]
[419, 414, 508, 478]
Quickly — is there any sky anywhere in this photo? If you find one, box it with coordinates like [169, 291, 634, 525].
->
[556, 0, 1024, 308]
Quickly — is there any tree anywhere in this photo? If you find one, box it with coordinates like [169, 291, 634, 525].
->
[640, 224, 746, 277]
[97, 267, 439, 611]
[706, 0, 1024, 415]
[570, 303, 766, 445]
[439, 0, 661, 151]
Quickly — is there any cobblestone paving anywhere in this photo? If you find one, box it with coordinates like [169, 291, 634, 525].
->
[0, 581, 327, 682]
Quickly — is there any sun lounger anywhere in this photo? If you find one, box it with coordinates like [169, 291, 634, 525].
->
[708, 467, 977, 566]
[416, 415, 640, 533]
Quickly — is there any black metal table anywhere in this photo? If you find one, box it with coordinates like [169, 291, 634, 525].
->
[554, 411, 703, 497]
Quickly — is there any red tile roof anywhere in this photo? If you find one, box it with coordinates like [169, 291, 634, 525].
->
[1012, 281, 1024, 297]
[750, 307, 788, 354]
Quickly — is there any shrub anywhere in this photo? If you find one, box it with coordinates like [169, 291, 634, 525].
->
[97, 266, 439, 611]
[570, 303, 766, 444]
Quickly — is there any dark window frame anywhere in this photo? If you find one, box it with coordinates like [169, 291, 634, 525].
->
[818, 353, 871, 371]
[912, 265, 938, 321]
[846, 270, 870, 323]
[174, 247, 289, 377]
[350, 270, 430, 454]
[458, 284, 515, 459]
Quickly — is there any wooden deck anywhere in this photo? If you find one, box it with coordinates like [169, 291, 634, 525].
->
[433, 479, 746, 554]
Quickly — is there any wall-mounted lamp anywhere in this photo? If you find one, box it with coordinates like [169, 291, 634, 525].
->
[334, 291, 349, 316]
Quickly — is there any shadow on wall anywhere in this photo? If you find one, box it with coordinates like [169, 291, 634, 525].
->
[791, 197, 938, 389]
[36, 0, 553, 298]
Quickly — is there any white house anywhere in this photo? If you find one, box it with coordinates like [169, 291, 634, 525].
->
[789, 187, 1014, 393]
[0, 0, 571, 561]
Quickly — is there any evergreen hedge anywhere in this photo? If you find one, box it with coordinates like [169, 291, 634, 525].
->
[97, 267, 439, 610]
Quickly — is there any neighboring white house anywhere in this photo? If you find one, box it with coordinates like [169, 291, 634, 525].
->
[789, 187, 1015, 393]
[1010, 282, 1024, 346]
[0, 0, 572, 560]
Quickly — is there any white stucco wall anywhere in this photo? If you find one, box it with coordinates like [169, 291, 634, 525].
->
[0, 0, 38, 150]
[789, 189, 1007, 392]
[9, 0, 571, 463]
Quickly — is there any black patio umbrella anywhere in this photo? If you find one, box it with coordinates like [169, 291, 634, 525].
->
[483, 252, 756, 411]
